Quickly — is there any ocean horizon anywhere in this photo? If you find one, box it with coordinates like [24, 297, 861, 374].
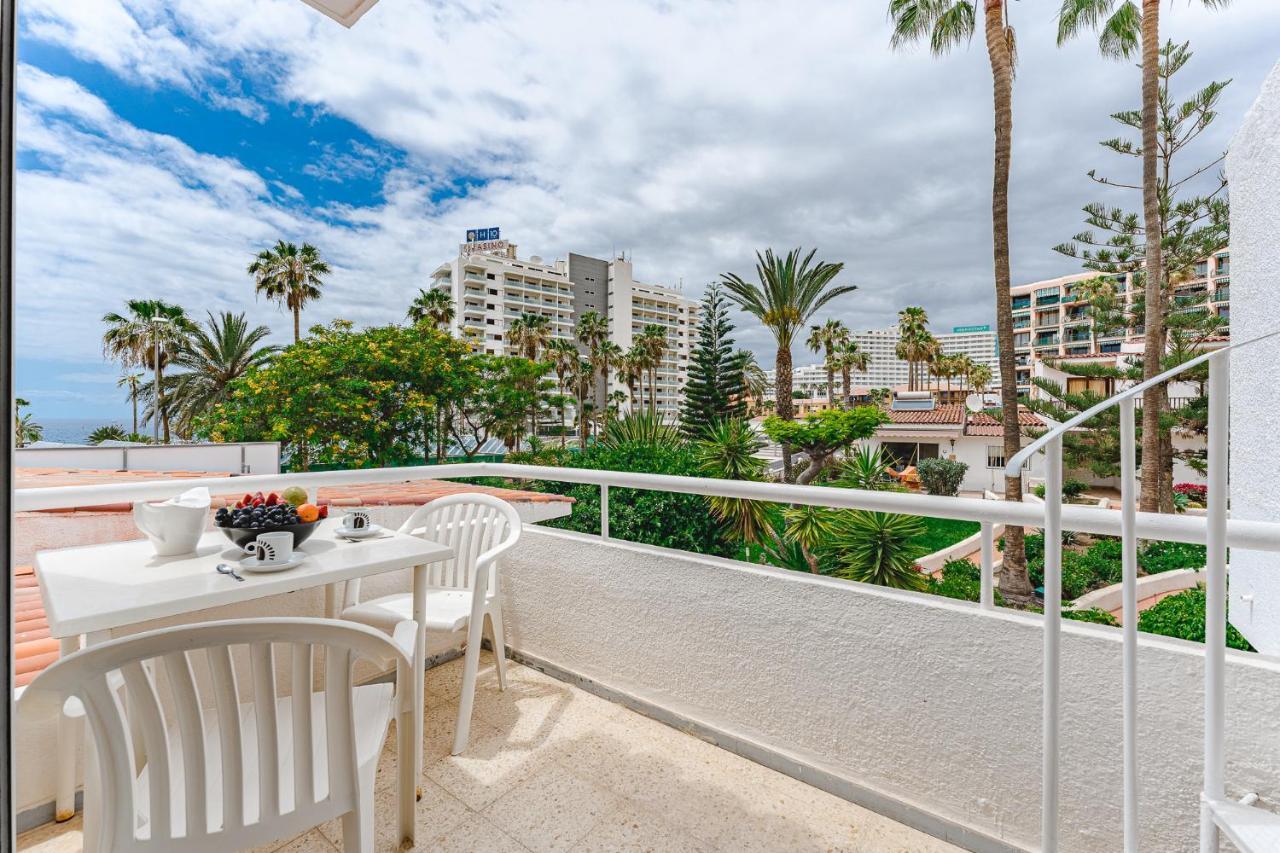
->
[35, 417, 133, 445]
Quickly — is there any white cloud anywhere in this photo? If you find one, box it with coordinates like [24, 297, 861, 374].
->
[15, 0, 1280, 398]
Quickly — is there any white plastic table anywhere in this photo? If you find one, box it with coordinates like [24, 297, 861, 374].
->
[35, 519, 452, 850]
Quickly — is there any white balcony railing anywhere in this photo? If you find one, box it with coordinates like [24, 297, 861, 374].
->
[1007, 326, 1280, 852]
[14, 353, 1280, 850]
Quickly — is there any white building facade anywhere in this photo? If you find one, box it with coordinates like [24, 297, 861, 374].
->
[430, 235, 698, 422]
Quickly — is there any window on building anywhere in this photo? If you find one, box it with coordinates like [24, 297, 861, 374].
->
[1067, 377, 1113, 396]
[988, 446, 1032, 470]
[485, 318, 495, 325]
[486, 273, 496, 279]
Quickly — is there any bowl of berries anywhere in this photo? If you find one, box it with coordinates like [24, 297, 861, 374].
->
[215, 490, 328, 551]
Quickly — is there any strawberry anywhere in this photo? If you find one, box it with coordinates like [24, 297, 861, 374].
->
[252, 497, 264, 507]
[266, 492, 279, 506]
[318, 505, 329, 519]
[234, 500, 244, 509]
[242, 493, 253, 506]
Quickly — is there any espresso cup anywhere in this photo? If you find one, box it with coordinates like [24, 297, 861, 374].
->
[344, 509, 372, 530]
[245, 531, 293, 564]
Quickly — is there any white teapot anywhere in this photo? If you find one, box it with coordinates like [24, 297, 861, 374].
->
[133, 487, 210, 556]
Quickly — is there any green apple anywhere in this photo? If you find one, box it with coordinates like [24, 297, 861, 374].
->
[280, 485, 308, 507]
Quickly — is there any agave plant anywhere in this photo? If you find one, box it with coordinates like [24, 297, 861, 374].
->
[827, 511, 927, 590]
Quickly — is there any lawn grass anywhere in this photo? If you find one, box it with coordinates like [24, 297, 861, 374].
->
[909, 516, 980, 557]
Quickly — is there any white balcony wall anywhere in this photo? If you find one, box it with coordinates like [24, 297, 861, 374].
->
[1227, 58, 1280, 654]
[15, 442, 280, 475]
[500, 528, 1280, 853]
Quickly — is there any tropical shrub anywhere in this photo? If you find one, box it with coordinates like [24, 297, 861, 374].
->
[927, 558, 1005, 604]
[1138, 585, 1254, 651]
[87, 424, 128, 444]
[825, 511, 928, 590]
[695, 419, 773, 545]
[1063, 608, 1120, 627]
[1032, 478, 1089, 500]
[537, 440, 736, 557]
[917, 458, 967, 496]
[1139, 540, 1206, 574]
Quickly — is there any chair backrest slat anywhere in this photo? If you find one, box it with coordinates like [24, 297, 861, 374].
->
[250, 642, 280, 822]
[323, 647, 357, 806]
[80, 675, 134, 850]
[208, 645, 244, 831]
[290, 643, 315, 810]
[120, 661, 171, 840]
[161, 651, 208, 839]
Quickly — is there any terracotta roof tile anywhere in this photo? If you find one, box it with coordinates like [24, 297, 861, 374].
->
[884, 405, 967, 425]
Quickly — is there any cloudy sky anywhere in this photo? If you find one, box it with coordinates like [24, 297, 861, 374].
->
[14, 0, 1279, 422]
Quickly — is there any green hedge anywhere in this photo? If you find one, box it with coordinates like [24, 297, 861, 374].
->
[1138, 586, 1254, 651]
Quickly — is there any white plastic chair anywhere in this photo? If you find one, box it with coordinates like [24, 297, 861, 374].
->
[341, 492, 522, 756]
[18, 617, 417, 853]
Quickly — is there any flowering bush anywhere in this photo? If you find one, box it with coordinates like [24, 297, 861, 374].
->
[1174, 483, 1207, 503]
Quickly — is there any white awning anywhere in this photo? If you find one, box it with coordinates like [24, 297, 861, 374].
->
[297, 0, 381, 27]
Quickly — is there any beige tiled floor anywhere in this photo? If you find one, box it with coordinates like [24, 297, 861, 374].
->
[18, 653, 961, 852]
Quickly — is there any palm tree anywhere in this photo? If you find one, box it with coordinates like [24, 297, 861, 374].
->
[620, 346, 645, 412]
[1056, 0, 1222, 511]
[507, 313, 552, 361]
[734, 349, 769, 413]
[576, 310, 610, 411]
[13, 398, 42, 447]
[889, 0, 1031, 601]
[102, 300, 194, 443]
[572, 357, 595, 445]
[829, 341, 870, 403]
[87, 424, 128, 445]
[156, 311, 278, 438]
[407, 287, 455, 329]
[721, 248, 854, 482]
[593, 341, 624, 426]
[546, 339, 579, 448]
[247, 240, 330, 343]
[968, 362, 993, 395]
[806, 319, 850, 405]
[636, 324, 669, 417]
[117, 372, 145, 436]
[896, 307, 930, 391]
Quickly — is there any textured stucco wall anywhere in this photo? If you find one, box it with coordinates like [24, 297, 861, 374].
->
[502, 528, 1280, 852]
[1226, 59, 1280, 654]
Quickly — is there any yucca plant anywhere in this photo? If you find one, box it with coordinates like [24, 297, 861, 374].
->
[827, 511, 928, 590]
[600, 410, 679, 450]
[781, 504, 839, 573]
[839, 444, 889, 491]
[87, 424, 128, 445]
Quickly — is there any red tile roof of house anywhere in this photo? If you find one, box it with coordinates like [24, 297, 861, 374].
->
[965, 408, 1045, 436]
[884, 404, 967, 425]
[879, 404, 1045, 435]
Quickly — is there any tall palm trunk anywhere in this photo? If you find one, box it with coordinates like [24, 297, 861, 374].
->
[841, 366, 851, 403]
[130, 387, 138, 436]
[826, 362, 835, 406]
[776, 346, 794, 481]
[1138, 0, 1164, 513]
[986, 0, 1031, 601]
[155, 360, 171, 444]
[558, 379, 568, 449]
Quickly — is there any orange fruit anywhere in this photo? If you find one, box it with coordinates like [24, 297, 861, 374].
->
[297, 503, 320, 523]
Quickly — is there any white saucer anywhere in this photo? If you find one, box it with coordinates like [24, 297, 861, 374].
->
[335, 523, 383, 539]
[240, 553, 307, 573]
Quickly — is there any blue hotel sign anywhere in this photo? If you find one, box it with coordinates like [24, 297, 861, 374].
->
[466, 227, 500, 243]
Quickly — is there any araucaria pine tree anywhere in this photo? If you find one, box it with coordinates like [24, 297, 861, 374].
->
[680, 283, 745, 437]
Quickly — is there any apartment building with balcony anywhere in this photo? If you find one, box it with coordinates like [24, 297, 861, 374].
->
[604, 257, 700, 422]
[429, 238, 698, 423]
[1011, 248, 1231, 396]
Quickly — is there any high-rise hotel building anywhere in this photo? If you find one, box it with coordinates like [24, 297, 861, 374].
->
[1009, 248, 1230, 396]
[429, 233, 699, 422]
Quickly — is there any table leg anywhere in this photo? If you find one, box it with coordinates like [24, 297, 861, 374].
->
[324, 583, 337, 619]
[54, 637, 81, 823]
[399, 563, 428, 846]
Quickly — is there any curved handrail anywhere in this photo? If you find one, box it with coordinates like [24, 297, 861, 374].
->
[1005, 328, 1280, 477]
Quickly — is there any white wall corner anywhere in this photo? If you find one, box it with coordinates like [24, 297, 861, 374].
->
[1226, 58, 1280, 653]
